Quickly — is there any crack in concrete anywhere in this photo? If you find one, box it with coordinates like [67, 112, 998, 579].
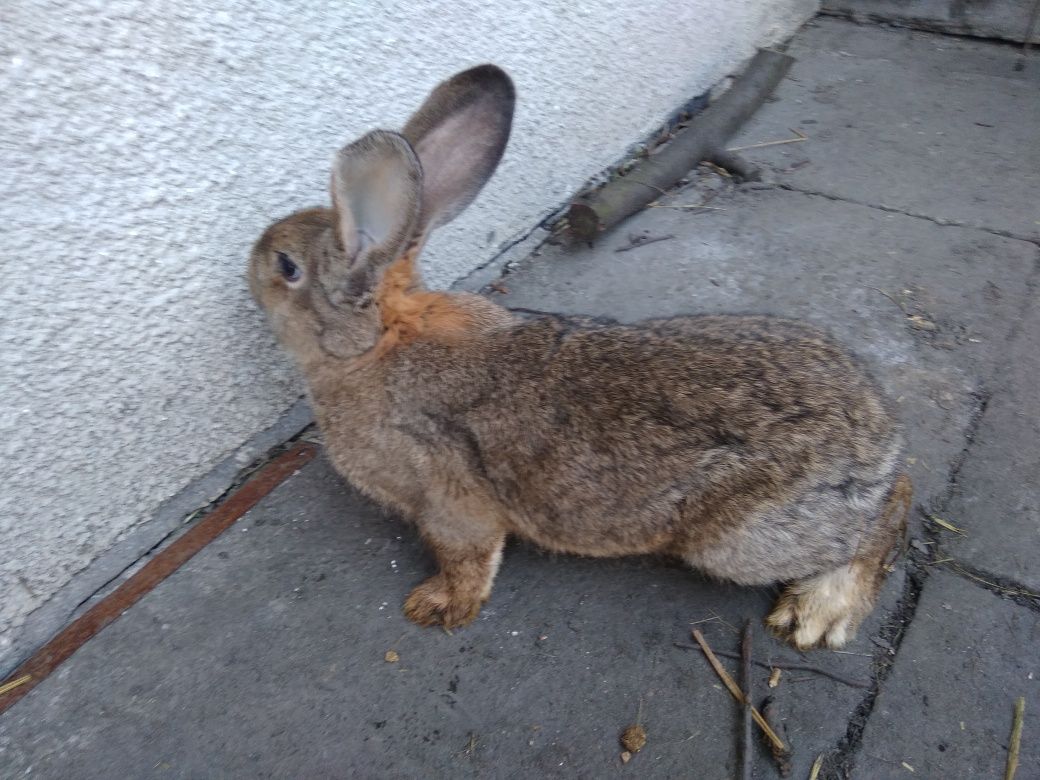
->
[937, 560, 1040, 612]
[454, 210, 559, 290]
[68, 527, 180, 618]
[827, 389, 992, 777]
[774, 183, 1040, 247]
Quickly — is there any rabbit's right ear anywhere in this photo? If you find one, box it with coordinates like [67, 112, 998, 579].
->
[402, 64, 515, 243]
[326, 130, 422, 305]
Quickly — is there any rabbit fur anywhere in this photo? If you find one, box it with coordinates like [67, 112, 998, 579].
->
[248, 64, 911, 650]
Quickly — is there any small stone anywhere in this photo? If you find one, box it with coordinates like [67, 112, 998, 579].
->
[384, 649, 399, 663]
[620, 751, 632, 764]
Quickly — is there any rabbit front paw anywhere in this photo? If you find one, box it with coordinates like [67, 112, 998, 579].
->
[403, 575, 483, 629]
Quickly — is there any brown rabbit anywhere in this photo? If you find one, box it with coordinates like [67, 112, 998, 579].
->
[248, 65, 911, 650]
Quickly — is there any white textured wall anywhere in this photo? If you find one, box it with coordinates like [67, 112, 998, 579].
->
[0, 0, 817, 658]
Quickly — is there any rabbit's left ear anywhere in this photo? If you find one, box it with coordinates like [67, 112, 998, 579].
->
[402, 64, 515, 242]
[326, 130, 422, 304]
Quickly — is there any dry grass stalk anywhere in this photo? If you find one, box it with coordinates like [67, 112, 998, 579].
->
[727, 128, 807, 152]
[0, 674, 32, 696]
[809, 754, 824, 780]
[930, 515, 966, 535]
[1005, 696, 1025, 780]
[691, 629, 787, 752]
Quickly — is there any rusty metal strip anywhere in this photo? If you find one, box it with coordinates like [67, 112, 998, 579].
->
[0, 441, 318, 715]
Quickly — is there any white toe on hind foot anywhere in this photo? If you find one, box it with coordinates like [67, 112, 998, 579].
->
[766, 564, 873, 650]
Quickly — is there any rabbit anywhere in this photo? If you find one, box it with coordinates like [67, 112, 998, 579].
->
[248, 64, 912, 650]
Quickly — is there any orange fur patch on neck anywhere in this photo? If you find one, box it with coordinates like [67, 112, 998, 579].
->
[367, 250, 476, 361]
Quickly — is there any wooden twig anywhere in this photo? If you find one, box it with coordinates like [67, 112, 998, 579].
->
[705, 149, 762, 181]
[741, 621, 753, 780]
[1005, 696, 1025, 780]
[761, 696, 792, 777]
[674, 643, 871, 689]
[691, 629, 787, 752]
[727, 128, 807, 153]
[564, 50, 794, 242]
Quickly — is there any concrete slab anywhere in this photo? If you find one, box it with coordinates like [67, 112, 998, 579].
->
[853, 570, 1040, 778]
[0, 454, 899, 779]
[942, 298, 1040, 592]
[729, 18, 1040, 241]
[499, 184, 1038, 511]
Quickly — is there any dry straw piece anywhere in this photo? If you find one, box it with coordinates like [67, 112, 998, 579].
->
[691, 629, 787, 753]
[0, 675, 32, 696]
[1005, 696, 1025, 780]
[809, 754, 824, 780]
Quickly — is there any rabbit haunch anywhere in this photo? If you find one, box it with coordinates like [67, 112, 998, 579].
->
[247, 64, 910, 650]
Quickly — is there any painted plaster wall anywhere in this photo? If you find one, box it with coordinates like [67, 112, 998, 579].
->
[0, 0, 818, 664]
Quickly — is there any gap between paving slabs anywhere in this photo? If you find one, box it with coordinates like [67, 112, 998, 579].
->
[827, 387, 1009, 773]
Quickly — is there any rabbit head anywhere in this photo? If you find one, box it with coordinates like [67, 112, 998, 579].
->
[248, 65, 515, 367]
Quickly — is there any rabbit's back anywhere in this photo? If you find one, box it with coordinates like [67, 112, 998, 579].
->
[385, 313, 901, 577]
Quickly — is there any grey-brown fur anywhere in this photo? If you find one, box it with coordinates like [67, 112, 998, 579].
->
[247, 64, 910, 649]
[374, 313, 902, 576]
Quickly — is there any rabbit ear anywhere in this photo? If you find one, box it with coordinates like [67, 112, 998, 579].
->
[401, 64, 515, 241]
[327, 130, 422, 304]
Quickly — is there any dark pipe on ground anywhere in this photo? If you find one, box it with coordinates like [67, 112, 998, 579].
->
[566, 49, 794, 244]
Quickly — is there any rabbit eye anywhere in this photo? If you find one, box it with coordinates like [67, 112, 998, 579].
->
[275, 252, 301, 283]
